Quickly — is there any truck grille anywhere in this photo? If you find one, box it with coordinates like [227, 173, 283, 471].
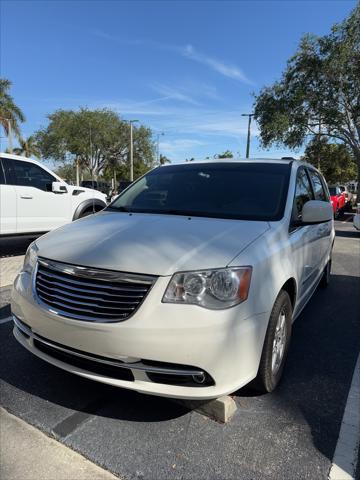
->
[35, 258, 156, 322]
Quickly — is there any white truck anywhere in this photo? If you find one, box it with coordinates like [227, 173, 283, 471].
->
[0, 153, 107, 236]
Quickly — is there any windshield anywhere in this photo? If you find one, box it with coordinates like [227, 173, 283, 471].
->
[81, 181, 97, 188]
[108, 162, 291, 221]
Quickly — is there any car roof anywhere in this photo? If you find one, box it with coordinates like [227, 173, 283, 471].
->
[0, 152, 62, 182]
[159, 157, 316, 169]
[1, 152, 44, 167]
[1, 152, 317, 175]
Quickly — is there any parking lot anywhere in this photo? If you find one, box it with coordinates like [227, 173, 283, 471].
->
[0, 219, 359, 480]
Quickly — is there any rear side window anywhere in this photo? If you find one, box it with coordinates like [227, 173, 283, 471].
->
[292, 168, 314, 221]
[4, 159, 55, 191]
[308, 170, 327, 201]
[0, 159, 5, 185]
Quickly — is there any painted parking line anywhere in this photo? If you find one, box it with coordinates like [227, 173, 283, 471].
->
[328, 352, 360, 480]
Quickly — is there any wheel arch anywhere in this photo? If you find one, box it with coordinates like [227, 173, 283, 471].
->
[280, 278, 297, 309]
[72, 199, 106, 220]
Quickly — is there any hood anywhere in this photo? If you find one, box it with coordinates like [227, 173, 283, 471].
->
[68, 185, 107, 200]
[36, 211, 269, 276]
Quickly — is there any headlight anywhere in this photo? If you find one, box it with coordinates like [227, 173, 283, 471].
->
[163, 267, 252, 309]
[23, 242, 38, 274]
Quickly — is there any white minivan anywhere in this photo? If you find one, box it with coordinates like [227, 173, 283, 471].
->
[11, 159, 334, 399]
[0, 153, 107, 236]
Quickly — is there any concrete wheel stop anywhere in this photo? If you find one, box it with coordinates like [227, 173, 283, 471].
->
[173, 395, 237, 423]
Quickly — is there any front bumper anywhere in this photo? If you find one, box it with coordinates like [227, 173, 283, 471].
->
[11, 269, 269, 399]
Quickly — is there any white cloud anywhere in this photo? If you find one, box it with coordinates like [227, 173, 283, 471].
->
[179, 44, 252, 84]
[160, 139, 205, 158]
[151, 84, 200, 105]
[91, 29, 252, 84]
[105, 98, 258, 138]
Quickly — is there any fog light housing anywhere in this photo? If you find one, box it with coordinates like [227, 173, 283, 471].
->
[192, 373, 206, 384]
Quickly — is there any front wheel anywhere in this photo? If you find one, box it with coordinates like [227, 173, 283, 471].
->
[79, 209, 94, 218]
[319, 257, 331, 288]
[253, 290, 292, 393]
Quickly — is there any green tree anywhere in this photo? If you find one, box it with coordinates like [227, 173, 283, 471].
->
[159, 154, 171, 165]
[215, 150, 234, 159]
[54, 163, 77, 183]
[302, 139, 357, 184]
[0, 78, 25, 143]
[105, 124, 155, 180]
[13, 135, 41, 158]
[254, 5, 360, 194]
[35, 108, 155, 179]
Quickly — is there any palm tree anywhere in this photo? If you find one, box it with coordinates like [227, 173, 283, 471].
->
[0, 78, 25, 145]
[13, 136, 41, 158]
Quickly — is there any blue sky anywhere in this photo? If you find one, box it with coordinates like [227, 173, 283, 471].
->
[0, 0, 357, 162]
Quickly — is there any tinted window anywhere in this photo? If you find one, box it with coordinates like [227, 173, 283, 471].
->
[308, 170, 327, 201]
[0, 159, 5, 185]
[292, 168, 314, 221]
[109, 163, 291, 221]
[6, 159, 55, 191]
[81, 181, 98, 188]
[329, 187, 337, 196]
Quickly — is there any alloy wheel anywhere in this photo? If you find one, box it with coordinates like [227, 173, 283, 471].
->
[271, 310, 287, 375]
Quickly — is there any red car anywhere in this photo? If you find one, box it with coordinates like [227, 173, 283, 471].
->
[329, 186, 345, 217]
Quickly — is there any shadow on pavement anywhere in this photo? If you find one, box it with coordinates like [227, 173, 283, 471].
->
[235, 272, 360, 470]
[0, 274, 359, 476]
[0, 235, 40, 257]
[334, 229, 360, 238]
[0, 323, 190, 425]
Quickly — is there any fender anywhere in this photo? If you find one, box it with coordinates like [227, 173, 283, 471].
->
[72, 198, 106, 220]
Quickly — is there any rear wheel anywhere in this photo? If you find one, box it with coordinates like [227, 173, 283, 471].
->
[253, 290, 292, 393]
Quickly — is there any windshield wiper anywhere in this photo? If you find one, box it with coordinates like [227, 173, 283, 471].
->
[152, 209, 204, 217]
[107, 207, 208, 217]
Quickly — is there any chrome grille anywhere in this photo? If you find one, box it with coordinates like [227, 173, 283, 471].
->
[35, 258, 156, 322]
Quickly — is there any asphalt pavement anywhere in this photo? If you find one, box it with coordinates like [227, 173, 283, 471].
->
[0, 219, 359, 480]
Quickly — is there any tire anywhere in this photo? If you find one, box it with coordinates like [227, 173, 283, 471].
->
[79, 209, 96, 218]
[319, 257, 331, 288]
[253, 290, 292, 393]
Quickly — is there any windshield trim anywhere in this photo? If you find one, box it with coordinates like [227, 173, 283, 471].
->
[105, 206, 275, 222]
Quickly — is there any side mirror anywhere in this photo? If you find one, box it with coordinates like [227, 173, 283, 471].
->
[302, 200, 333, 224]
[52, 181, 68, 193]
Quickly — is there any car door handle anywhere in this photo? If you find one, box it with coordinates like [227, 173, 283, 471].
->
[20, 195, 33, 199]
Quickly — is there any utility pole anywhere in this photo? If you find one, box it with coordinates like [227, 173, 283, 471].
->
[241, 113, 254, 158]
[76, 158, 80, 186]
[317, 119, 322, 171]
[128, 120, 138, 182]
[156, 132, 164, 164]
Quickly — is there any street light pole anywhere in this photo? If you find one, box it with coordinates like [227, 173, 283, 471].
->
[156, 132, 164, 164]
[241, 113, 254, 159]
[128, 120, 138, 182]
